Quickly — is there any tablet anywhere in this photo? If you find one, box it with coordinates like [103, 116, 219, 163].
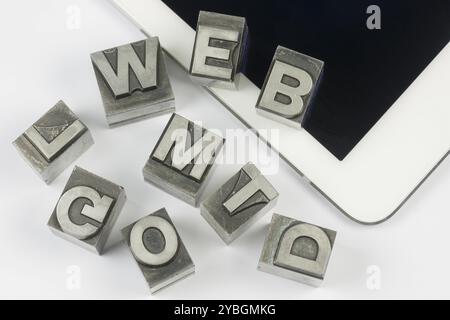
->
[111, 0, 450, 224]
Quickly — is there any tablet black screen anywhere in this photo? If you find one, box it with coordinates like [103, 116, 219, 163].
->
[163, 0, 450, 160]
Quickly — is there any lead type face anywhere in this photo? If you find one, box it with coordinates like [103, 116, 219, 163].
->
[91, 37, 175, 127]
[121, 208, 195, 294]
[258, 214, 336, 287]
[48, 166, 126, 254]
[13, 100, 94, 184]
[189, 11, 248, 89]
[256, 46, 324, 128]
[143, 113, 224, 207]
[200, 162, 279, 244]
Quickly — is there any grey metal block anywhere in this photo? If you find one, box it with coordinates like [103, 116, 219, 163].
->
[200, 162, 278, 244]
[143, 113, 224, 207]
[121, 208, 195, 294]
[189, 11, 248, 90]
[48, 166, 126, 255]
[258, 213, 336, 287]
[13, 100, 94, 184]
[91, 37, 175, 127]
[256, 46, 324, 128]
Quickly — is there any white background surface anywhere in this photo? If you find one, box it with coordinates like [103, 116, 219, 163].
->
[1, 0, 449, 299]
